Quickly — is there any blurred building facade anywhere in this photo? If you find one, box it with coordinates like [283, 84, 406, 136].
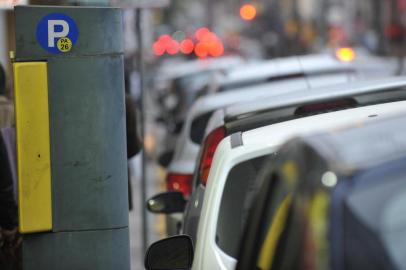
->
[2, 0, 406, 70]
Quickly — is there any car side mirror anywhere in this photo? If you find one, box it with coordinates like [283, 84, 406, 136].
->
[158, 150, 174, 167]
[145, 235, 194, 270]
[155, 116, 166, 123]
[174, 120, 184, 134]
[147, 191, 186, 214]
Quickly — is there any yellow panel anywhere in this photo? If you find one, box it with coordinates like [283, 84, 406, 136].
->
[13, 62, 52, 233]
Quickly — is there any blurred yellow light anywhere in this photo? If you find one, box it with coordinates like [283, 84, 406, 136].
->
[336, 47, 356, 62]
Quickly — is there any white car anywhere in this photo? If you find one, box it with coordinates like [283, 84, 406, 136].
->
[160, 54, 356, 235]
[162, 78, 311, 234]
[193, 102, 406, 270]
[159, 53, 354, 166]
[145, 100, 406, 270]
[181, 76, 406, 241]
[144, 78, 406, 270]
[208, 53, 356, 93]
[165, 54, 355, 197]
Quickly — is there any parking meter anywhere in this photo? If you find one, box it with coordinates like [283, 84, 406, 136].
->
[13, 6, 130, 270]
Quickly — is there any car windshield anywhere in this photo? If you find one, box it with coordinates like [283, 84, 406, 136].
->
[215, 154, 268, 257]
[175, 71, 212, 95]
[171, 71, 213, 119]
[190, 111, 214, 144]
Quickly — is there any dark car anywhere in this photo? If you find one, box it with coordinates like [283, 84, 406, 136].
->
[236, 112, 406, 270]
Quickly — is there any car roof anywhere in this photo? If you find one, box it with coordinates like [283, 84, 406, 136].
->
[298, 112, 406, 174]
[204, 72, 353, 136]
[198, 70, 356, 126]
[224, 76, 406, 133]
[215, 54, 354, 90]
[188, 76, 312, 120]
[157, 56, 244, 80]
[237, 101, 406, 150]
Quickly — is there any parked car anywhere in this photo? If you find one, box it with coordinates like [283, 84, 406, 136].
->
[175, 76, 406, 242]
[158, 59, 357, 236]
[207, 54, 356, 94]
[236, 112, 406, 270]
[158, 53, 356, 167]
[163, 54, 356, 195]
[160, 78, 311, 234]
[155, 56, 245, 158]
[155, 56, 245, 118]
[145, 97, 406, 270]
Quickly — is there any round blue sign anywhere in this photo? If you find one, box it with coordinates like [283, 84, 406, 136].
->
[36, 13, 79, 54]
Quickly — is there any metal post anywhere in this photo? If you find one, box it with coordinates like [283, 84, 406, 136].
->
[135, 7, 148, 256]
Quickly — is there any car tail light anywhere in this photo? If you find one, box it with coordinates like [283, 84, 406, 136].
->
[166, 173, 193, 197]
[198, 127, 226, 186]
[295, 98, 357, 116]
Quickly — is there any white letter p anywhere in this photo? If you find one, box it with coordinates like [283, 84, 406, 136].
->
[48, 20, 69, 47]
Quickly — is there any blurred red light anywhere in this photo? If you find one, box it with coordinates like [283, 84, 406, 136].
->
[180, 39, 195, 54]
[166, 173, 193, 197]
[167, 40, 180, 55]
[195, 42, 209, 58]
[159, 34, 172, 43]
[201, 32, 218, 43]
[240, 4, 257, 21]
[209, 42, 224, 57]
[153, 41, 165, 56]
[195, 27, 210, 41]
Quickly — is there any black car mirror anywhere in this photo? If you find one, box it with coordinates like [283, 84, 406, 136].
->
[155, 116, 166, 123]
[174, 120, 184, 134]
[146, 191, 186, 214]
[145, 235, 194, 270]
[158, 150, 174, 167]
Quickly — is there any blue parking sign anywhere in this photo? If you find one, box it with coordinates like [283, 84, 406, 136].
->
[36, 13, 79, 54]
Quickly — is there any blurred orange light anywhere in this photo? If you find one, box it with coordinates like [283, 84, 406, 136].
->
[195, 42, 209, 58]
[336, 47, 356, 62]
[201, 32, 218, 43]
[195, 27, 210, 41]
[209, 42, 224, 57]
[240, 4, 257, 21]
[180, 39, 195, 54]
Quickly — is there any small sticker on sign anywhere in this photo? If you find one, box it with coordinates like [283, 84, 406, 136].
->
[57, 37, 72, 52]
[36, 13, 78, 54]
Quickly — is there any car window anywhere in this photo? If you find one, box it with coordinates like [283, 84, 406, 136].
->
[172, 71, 213, 118]
[256, 194, 292, 270]
[215, 155, 267, 257]
[190, 111, 214, 144]
[247, 160, 301, 270]
[263, 190, 329, 270]
[253, 170, 293, 270]
[176, 71, 211, 94]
